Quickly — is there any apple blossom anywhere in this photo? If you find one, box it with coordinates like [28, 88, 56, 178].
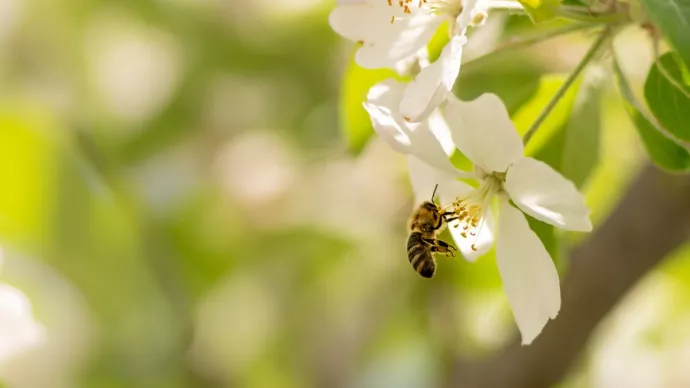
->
[364, 79, 592, 344]
[330, 0, 491, 122]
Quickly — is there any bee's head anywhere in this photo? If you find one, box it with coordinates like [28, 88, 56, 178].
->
[408, 185, 444, 232]
[420, 201, 439, 213]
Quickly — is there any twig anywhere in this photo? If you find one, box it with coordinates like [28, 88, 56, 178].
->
[522, 28, 609, 144]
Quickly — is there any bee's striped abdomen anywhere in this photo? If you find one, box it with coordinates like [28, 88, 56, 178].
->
[407, 232, 436, 278]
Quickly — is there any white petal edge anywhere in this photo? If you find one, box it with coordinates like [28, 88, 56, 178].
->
[504, 157, 593, 232]
[329, 3, 387, 43]
[444, 93, 523, 173]
[399, 35, 466, 122]
[382, 13, 441, 69]
[427, 109, 456, 157]
[496, 197, 561, 345]
[454, 0, 480, 34]
[329, 4, 440, 69]
[0, 284, 45, 364]
[364, 79, 463, 176]
[448, 207, 495, 262]
[363, 79, 420, 154]
[407, 156, 471, 205]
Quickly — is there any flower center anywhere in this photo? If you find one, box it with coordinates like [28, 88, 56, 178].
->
[387, 0, 464, 23]
[450, 174, 502, 251]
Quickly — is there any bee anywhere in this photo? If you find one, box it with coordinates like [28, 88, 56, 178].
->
[407, 185, 458, 278]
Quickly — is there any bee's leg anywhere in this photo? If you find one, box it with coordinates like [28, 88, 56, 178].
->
[441, 212, 459, 224]
[423, 238, 457, 257]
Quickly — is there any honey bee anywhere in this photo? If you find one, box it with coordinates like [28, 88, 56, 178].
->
[407, 185, 458, 278]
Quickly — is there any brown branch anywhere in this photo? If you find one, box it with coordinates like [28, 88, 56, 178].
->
[446, 164, 690, 388]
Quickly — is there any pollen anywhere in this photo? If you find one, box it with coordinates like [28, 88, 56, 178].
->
[447, 173, 502, 252]
[452, 201, 484, 241]
[387, 0, 427, 14]
[471, 11, 487, 26]
[386, 0, 462, 25]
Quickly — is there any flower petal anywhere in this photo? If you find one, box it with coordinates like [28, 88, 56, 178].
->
[329, 3, 440, 69]
[399, 35, 466, 122]
[504, 157, 592, 232]
[0, 284, 44, 364]
[496, 197, 560, 345]
[364, 79, 461, 175]
[454, 0, 479, 34]
[407, 156, 470, 205]
[444, 93, 523, 173]
[427, 109, 456, 157]
[448, 207, 495, 262]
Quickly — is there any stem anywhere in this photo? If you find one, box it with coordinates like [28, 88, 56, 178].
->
[558, 6, 631, 24]
[522, 29, 609, 145]
[461, 22, 600, 76]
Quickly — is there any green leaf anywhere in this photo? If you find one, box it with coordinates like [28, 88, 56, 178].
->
[0, 107, 57, 247]
[614, 56, 690, 171]
[339, 51, 398, 154]
[512, 75, 581, 153]
[638, 0, 690, 67]
[644, 52, 690, 141]
[517, 0, 561, 23]
[560, 72, 602, 188]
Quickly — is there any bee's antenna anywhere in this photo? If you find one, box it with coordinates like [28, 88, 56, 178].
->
[430, 184, 439, 202]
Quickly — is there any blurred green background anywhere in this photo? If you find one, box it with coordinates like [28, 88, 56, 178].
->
[0, 0, 689, 387]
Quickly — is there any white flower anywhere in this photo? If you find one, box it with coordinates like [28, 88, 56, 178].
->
[0, 248, 44, 365]
[330, 0, 486, 122]
[363, 78, 466, 177]
[365, 80, 592, 344]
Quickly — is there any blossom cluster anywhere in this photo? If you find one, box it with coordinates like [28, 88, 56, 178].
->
[330, 0, 592, 345]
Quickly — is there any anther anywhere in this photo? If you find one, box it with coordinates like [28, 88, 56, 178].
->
[471, 12, 487, 26]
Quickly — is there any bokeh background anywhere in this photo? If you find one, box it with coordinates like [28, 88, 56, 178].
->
[0, 0, 689, 387]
